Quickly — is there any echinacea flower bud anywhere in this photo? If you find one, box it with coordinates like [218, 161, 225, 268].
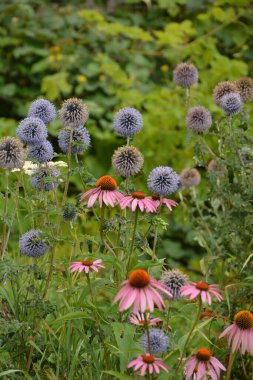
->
[220, 93, 242, 115]
[17, 117, 48, 145]
[31, 167, 60, 192]
[213, 81, 239, 105]
[173, 62, 198, 88]
[113, 107, 143, 137]
[19, 229, 49, 257]
[28, 98, 56, 124]
[112, 145, 144, 177]
[141, 328, 169, 354]
[59, 98, 89, 128]
[234, 77, 253, 102]
[28, 141, 54, 163]
[147, 166, 180, 196]
[180, 168, 201, 188]
[186, 106, 212, 133]
[58, 126, 91, 155]
[0, 137, 26, 170]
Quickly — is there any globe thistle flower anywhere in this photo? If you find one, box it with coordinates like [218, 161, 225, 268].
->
[59, 98, 89, 128]
[114, 269, 172, 313]
[113, 107, 143, 137]
[17, 117, 48, 145]
[0, 137, 26, 170]
[28, 98, 56, 124]
[220, 93, 242, 115]
[180, 168, 201, 188]
[234, 77, 253, 102]
[173, 62, 198, 88]
[128, 354, 169, 376]
[31, 167, 60, 192]
[207, 159, 225, 178]
[62, 203, 78, 221]
[58, 126, 90, 155]
[186, 106, 212, 133]
[140, 328, 169, 354]
[19, 229, 49, 258]
[112, 145, 144, 177]
[160, 269, 188, 300]
[213, 81, 239, 105]
[27, 141, 54, 163]
[219, 310, 253, 355]
[147, 166, 180, 196]
[184, 348, 226, 380]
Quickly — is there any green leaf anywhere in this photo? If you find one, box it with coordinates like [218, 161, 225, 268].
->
[103, 371, 133, 380]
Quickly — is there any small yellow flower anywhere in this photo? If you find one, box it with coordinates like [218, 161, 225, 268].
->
[49, 46, 61, 53]
[160, 64, 169, 72]
[77, 75, 87, 83]
[99, 74, 106, 81]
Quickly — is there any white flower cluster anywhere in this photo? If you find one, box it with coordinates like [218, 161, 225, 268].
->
[11, 160, 68, 175]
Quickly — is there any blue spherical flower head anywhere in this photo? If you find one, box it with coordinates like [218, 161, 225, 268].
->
[58, 126, 91, 154]
[113, 107, 143, 137]
[28, 140, 54, 163]
[147, 166, 180, 196]
[141, 328, 169, 354]
[17, 117, 48, 145]
[28, 98, 56, 124]
[19, 229, 49, 257]
[31, 167, 60, 192]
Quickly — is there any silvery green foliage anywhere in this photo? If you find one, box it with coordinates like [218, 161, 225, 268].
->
[27, 141, 54, 163]
[28, 99, 56, 124]
[0, 137, 26, 169]
[31, 167, 60, 191]
[17, 117, 48, 144]
[186, 106, 212, 133]
[58, 126, 90, 154]
[141, 328, 169, 354]
[147, 166, 180, 196]
[19, 230, 49, 257]
[113, 107, 143, 137]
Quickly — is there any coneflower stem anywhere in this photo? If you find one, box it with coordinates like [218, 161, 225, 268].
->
[100, 204, 105, 243]
[226, 351, 236, 380]
[127, 208, 139, 273]
[172, 298, 202, 379]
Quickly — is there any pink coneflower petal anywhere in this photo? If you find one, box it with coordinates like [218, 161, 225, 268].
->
[184, 349, 226, 380]
[140, 364, 147, 376]
[210, 357, 226, 372]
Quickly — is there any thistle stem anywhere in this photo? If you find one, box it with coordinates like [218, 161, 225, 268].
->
[1, 171, 9, 258]
[172, 298, 202, 379]
[127, 208, 139, 273]
[62, 128, 73, 207]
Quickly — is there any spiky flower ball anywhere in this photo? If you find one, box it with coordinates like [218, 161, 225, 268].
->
[58, 126, 91, 154]
[147, 166, 180, 196]
[112, 145, 144, 177]
[186, 106, 212, 133]
[234, 77, 253, 102]
[17, 117, 48, 145]
[173, 63, 198, 88]
[213, 81, 239, 105]
[31, 167, 60, 192]
[19, 230, 49, 258]
[220, 93, 242, 115]
[28, 98, 56, 124]
[0, 137, 26, 170]
[62, 203, 78, 222]
[113, 107, 143, 137]
[160, 269, 188, 300]
[180, 168, 201, 188]
[207, 160, 225, 179]
[28, 141, 54, 163]
[59, 98, 89, 128]
[141, 329, 169, 354]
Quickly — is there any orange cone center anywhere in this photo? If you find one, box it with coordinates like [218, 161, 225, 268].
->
[96, 175, 117, 190]
[196, 348, 211, 362]
[234, 310, 253, 330]
[129, 269, 151, 288]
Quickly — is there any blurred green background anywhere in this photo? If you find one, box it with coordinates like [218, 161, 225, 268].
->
[1, 0, 253, 266]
